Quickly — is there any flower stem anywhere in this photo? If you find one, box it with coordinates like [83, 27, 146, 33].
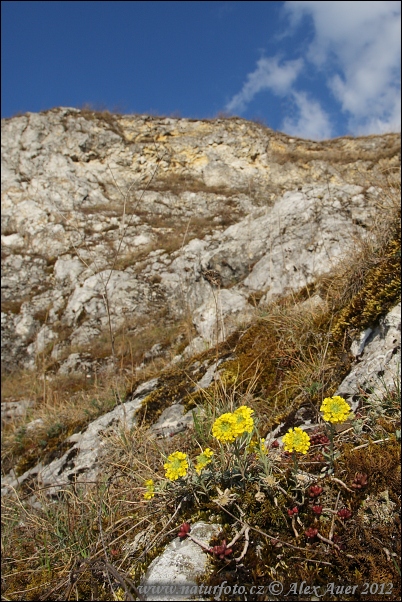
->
[292, 451, 299, 479]
[328, 423, 335, 471]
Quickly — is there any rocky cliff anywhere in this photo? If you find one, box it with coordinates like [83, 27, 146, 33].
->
[1, 107, 399, 373]
[1, 108, 400, 601]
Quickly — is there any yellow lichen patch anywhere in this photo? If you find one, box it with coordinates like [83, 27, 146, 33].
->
[193, 155, 209, 167]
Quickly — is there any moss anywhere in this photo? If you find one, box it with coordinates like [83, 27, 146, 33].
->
[337, 438, 401, 497]
[136, 367, 198, 427]
[332, 234, 401, 342]
[219, 321, 280, 394]
[241, 489, 288, 530]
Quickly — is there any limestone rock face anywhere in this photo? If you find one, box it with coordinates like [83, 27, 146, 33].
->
[1, 108, 400, 372]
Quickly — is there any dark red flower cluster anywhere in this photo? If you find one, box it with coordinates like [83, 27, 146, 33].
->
[287, 506, 299, 517]
[305, 527, 318, 539]
[209, 540, 233, 559]
[309, 485, 323, 498]
[178, 523, 191, 539]
[310, 453, 325, 462]
[312, 505, 323, 515]
[337, 508, 352, 520]
[351, 472, 368, 489]
[310, 433, 330, 446]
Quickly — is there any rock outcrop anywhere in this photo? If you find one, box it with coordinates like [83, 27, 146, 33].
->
[2, 108, 399, 371]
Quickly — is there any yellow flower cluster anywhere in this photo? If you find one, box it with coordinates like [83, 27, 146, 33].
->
[320, 396, 351, 423]
[195, 448, 214, 474]
[282, 427, 311, 454]
[233, 406, 254, 434]
[247, 438, 268, 455]
[212, 412, 237, 442]
[164, 451, 188, 481]
[212, 406, 254, 443]
[143, 479, 155, 500]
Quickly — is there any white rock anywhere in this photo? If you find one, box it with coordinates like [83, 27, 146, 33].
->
[151, 404, 194, 438]
[336, 303, 401, 410]
[54, 255, 85, 283]
[1, 233, 25, 249]
[139, 522, 220, 601]
[15, 312, 36, 340]
[350, 328, 374, 357]
[35, 325, 57, 354]
[133, 233, 152, 246]
[25, 418, 45, 433]
[1, 399, 34, 423]
[192, 289, 252, 343]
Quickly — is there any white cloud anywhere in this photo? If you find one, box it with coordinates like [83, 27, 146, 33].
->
[225, 56, 303, 114]
[282, 92, 333, 140]
[284, 1, 401, 134]
[225, 1, 400, 137]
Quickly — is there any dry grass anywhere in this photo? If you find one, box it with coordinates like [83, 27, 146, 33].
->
[272, 142, 400, 166]
[68, 104, 126, 140]
[1, 300, 29, 315]
[147, 172, 245, 196]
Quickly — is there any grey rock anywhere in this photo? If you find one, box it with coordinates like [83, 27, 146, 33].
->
[58, 352, 94, 375]
[336, 303, 401, 410]
[139, 521, 220, 601]
[151, 404, 194, 439]
[25, 418, 45, 433]
[192, 289, 253, 344]
[1, 399, 34, 424]
[194, 361, 221, 390]
[350, 328, 374, 358]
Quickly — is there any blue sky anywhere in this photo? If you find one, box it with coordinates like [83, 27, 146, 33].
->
[1, 1, 400, 139]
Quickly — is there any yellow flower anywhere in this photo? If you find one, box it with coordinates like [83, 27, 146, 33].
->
[258, 438, 268, 455]
[143, 479, 155, 500]
[164, 451, 188, 481]
[282, 427, 311, 454]
[320, 396, 351, 423]
[212, 413, 238, 443]
[195, 448, 214, 474]
[247, 438, 267, 455]
[114, 588, 126, 601]
[247, 439, 258, 453]
[233, 406, 254, 436]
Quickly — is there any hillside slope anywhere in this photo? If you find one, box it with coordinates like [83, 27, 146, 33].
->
[1, 109, 400, 601]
